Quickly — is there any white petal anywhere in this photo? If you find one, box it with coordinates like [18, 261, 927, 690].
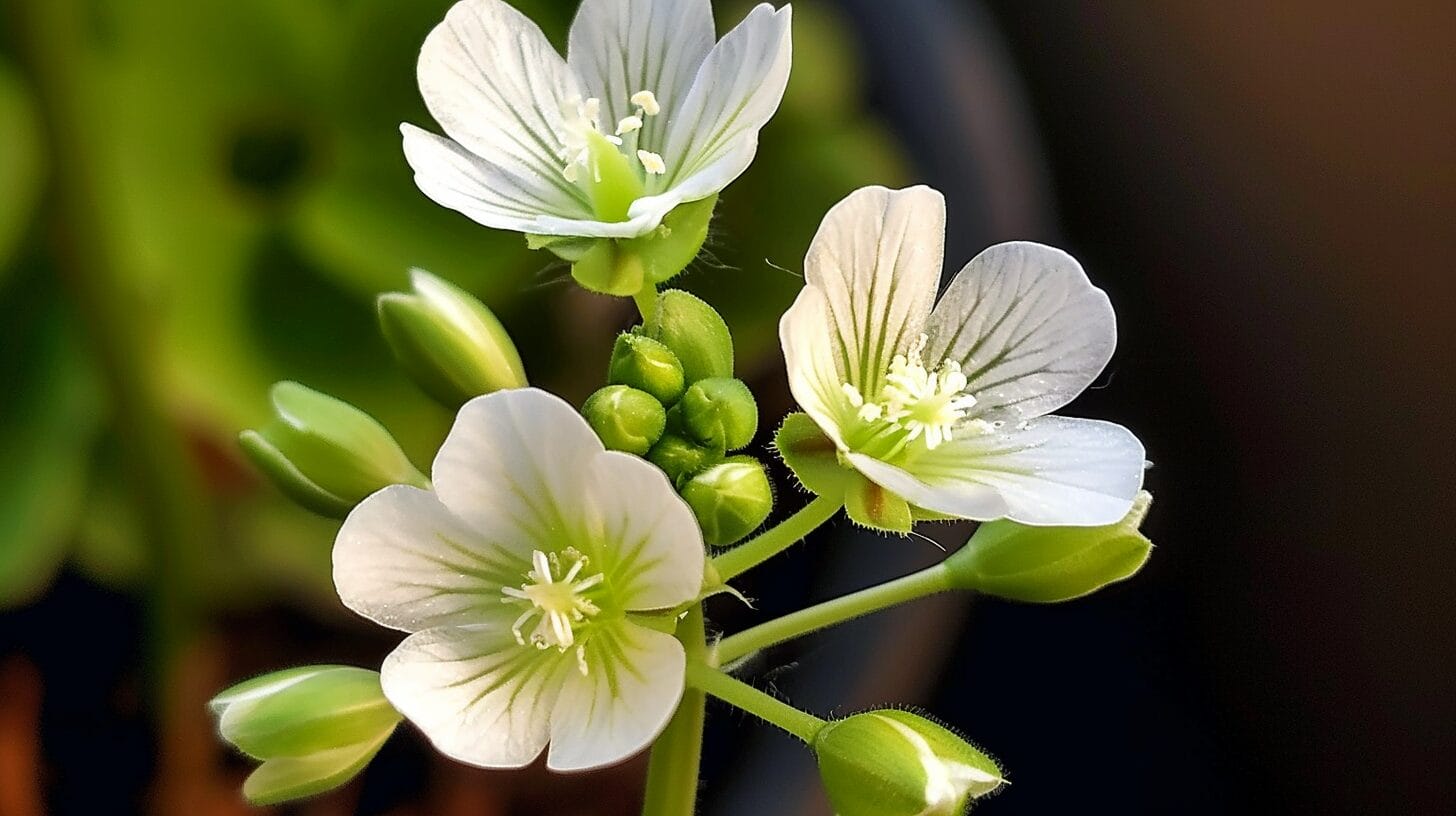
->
[851, 417, 1145, 526]
[432, 389, 604, 547]
[381, 624, 565, 768]
[655, 4, 792, 198]
[567, 0, 714, 155]
[802, 185, 946, 397]
[334, 485, 529, 633]
[546, 623, 685, 771]
[415, 0, 590, 216]
[925, 242, 1116, 423]
[780, 286, 852, 448]
[579, 452, 704, 611]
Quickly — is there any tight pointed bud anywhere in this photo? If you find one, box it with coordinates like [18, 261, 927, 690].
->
[679, 377, 758, 451]
[377, 269, 527, 408]
[681, 456, 774, 547]
[945, 491, 1154, 602]
[645, 290, 734, 383]
[814, 710, 1004, 816]
[582, 385, 667, 456]
[210, 666, 402, 806]
[647, 431, 720, 487]
[240, 382, 427, 518]
[608, 333, 686, 404]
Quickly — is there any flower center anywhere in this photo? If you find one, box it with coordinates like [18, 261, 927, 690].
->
[559, 90, 667, 186]
[501, 548, 604, 673]
[841, 335, 986, 458]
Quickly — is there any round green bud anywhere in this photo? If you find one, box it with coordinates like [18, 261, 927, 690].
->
[645, 289, 734, 383]
[209, 666, 402, 806]
[608, 333, 686, 404]
[647, 432, 720, 487]
[582, 385, 667, 456]
[239, 382, 427, 518]
[814, 710, 1004, 816]
[944, 491, 1154, 602]
[679, 377, 758, 451]
[681, 456, 775, 547]
[377, 269, 527, 409]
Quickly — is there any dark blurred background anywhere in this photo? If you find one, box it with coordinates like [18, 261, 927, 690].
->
[1, 0, 1451, 814]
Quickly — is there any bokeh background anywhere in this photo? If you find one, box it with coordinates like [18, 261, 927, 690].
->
[0, 0, 1450, 814]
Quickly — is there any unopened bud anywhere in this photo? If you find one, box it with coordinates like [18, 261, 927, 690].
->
[814, 710, 1004, 816]
[679, 377, 758, 451]
[582, 385, 667, 456]
[240, 382, 427, 518]
[608, 333, 686, 404]
[377, 269, 527, 408]
[647, 431, 720, 487]
[645, 289, 734, 383]
[210, 666, 402, 805]
[944, 491, 1154, 602]
[681, 456, 774, 547]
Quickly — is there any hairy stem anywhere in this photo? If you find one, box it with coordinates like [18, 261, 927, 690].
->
[685, 662, 825, 743]
[640, 605, 708, 816]
[712, 495, 841, 582]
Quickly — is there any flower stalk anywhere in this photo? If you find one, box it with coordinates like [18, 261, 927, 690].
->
[685, 662, 825, 744]
[712, 495, 842, 581]
[640, 606, 708, 816]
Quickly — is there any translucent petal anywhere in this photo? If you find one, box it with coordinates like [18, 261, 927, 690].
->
[925, 242, 1116, 422]
[334, 485, 529, 633]
[780, 286, 853, 448]
[546, 622, 685, 771]
[381, 624, 566, 769]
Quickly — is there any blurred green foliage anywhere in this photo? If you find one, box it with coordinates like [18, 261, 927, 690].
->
[0, 0, 906, 612]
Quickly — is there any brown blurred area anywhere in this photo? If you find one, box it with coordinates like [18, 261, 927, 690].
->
[982, 0, 1455, 811]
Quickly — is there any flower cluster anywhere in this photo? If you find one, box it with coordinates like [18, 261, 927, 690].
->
[211, 0, 1154, 811]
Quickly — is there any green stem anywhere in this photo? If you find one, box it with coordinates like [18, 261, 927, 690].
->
[640, 605, 707, 816]
[712, 495, 841, 582]
[685, 662, 825, 744]
[717, 564, 954, 665]
[633, 285, 658, 323]
[17, 0, 208, 699]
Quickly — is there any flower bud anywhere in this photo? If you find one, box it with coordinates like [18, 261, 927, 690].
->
[376, 269, 527, 408]
[647, 431, 720, 487]
[239, 382, 427, 518]
[608, 333, 686, 404]
[679, 378, 758, 451]
[210, 666, 402, 805]
[582, 385, 667, 456]
[944, 491, 1154, 602]
[814, 710, 1004, 816]
[645, 289, 734, 383]
[681, 456, 774, 547]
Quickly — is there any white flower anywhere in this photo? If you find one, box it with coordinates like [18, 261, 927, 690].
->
[781, 186, 1146, 526]
[401, 0, 793, 239]
[333, 388, 705, 771]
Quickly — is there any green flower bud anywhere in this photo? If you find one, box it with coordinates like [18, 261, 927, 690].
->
[210, 666, 402, 806]
[944, 491, 1154, 602]
[239, 382, 427, 518]
[679, 378, 758, 451]
[647, 431, 721, 487]
[608, 333, 686, 404]
[583, 385, 667, 456]
[645, 289, 734, 383]
[681, 456, 774, 547]
[814, 710, 1004, 816]
[376, 269, 527, 408]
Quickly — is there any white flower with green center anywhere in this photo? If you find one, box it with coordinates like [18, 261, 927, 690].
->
[781, 185, 1146, 526]
[333, 388, 705, 771]
[401, 0, 793, 238]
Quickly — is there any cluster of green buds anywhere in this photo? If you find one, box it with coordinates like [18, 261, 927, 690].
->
[583, 290, 773, 546]
[209, 666, 402, 805]
[240, 269, 526, 518]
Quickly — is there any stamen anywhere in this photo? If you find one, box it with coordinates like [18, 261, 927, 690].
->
[631, 90, 661, 116]
[840, 334, 986, 453]
[500, 549, 605, 661]
[637, 150, 667, 175]
[616, 115, 643, 135]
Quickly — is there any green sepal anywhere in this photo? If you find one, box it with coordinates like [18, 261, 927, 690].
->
[582, 385, 667, 456]
[681, 456, 775, 547]
[571, 239, 646, 297]
[645, 289, 734, 382]
[243, 732, 393, 806]
[623, 194, 717, 285]
[608, 333, 686, 404]
[525, 232, 596, 262]
[774, 413, 853, 498]
[945, 491, 1154, 602]
[238, 430, 354, 519]
[845, 472, 913, 534]
[678, 377, 758, 451]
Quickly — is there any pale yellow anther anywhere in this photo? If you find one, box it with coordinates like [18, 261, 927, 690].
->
[638, 150, 667, 175]
[616, 115, 643, 135]
[631, 90, 661, 116]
